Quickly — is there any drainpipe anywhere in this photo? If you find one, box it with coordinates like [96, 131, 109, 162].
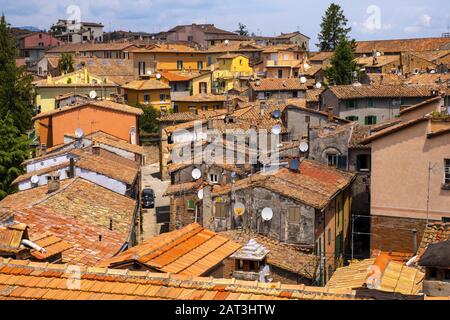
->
[412, 228, 418, 255]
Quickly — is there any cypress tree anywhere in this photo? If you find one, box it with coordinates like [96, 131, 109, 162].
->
[325, 38, 358, 85]
[317, 3, 351, 52]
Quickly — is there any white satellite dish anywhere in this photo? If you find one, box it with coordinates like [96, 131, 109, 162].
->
[224, 40, 229, 45]
[31, 175, 39, 184]
[300, 76, 307, 84]
[315, 82, 322, 89]
[146, 70, 152, 76]
[156, 73, 161, 80]
[197, 189, 204, 200]
[271, 124, 281, 135]
[299, 141, 309, 153]
[191, 168, 202, 180]
[89, 90, 97, 99]
[376, 51, 381, 57]
[303, 63, 310, 70]
[233, 202, 245, 217]
[261, 208, 273, 221]
[74, 128, 84, 139]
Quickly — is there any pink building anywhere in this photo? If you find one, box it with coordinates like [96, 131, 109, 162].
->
[17, 32, 62, 63]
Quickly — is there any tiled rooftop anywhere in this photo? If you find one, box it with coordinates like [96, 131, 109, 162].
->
[250, 78, 308, 92]
[355, 37, 450, 53]
[417, 222, 450, 259]
[122, 79, 170, 91]
[326, 252, 424, 296]
[98, 223, 241, 276]
[0, 258, 366, 300]
[219, 230, 318, 279]
[213, 160, 355, 210]
[328, 84, 437, 100]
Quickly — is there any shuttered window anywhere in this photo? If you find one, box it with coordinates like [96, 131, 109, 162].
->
[288, 207, 301, 223]
[215, 203, 228, 218]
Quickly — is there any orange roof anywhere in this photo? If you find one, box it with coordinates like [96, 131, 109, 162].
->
[32, 100, 143, 121]
[0, 258, 367, 300]
[122, 79, 170, 91]
[98, 223, 241, 276]
[328, 84, 437, 100]
[91, 131, 144, 155]
[171, 93, 227, 103]
[417, 222, 450, 260]
[356, 37, 450, 53]
[160, 70, 206, 82]
[250, 78, 307, 92]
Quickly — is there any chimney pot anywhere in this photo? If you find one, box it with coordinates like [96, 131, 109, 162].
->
[47, 172, 60, 193]
[327, 107, 334, 122]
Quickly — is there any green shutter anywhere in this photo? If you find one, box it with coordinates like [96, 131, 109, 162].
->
[368, 99, 374, 107]
[364, 116, 369, 125]
[187, 200, 195, 210]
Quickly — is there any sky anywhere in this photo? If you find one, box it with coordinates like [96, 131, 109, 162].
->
[2, 0, 450, 49]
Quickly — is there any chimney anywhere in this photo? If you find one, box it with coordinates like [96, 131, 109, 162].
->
[412, 229, 418, 255]
[227, 100, 235, 114]
[109, 218, 113, 231]
[327, 107, 334, 122]
[92, 143, 101, 155]
[260, 101, 267, 116]
[47, 172, 60, 193]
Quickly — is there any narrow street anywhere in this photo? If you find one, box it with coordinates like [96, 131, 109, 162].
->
[140, 163, 171, 241]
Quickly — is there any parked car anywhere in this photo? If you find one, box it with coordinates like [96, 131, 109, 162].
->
[141, 189, 155, 209]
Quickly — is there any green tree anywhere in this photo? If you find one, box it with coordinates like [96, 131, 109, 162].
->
[236, 23, 249, 36]
[317, 3, 351, 51]
[58, 52, 74, 74]
[0, 113, 30, 200]
[0, 15, 34, 133]
[137, 104, 160, 133]
[325, 38, 358, 85]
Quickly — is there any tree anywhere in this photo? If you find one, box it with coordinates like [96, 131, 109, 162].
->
[325, 38, 358, 85]
[58, 53, 74, 74]
[137, 104, 160, 133]
[0, 113, 30, 200]
[0, 15, 34, 134]
[317, 3, 351, 51]
[236, 23, 249, 36]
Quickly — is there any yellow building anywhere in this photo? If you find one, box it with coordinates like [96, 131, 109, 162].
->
[33, 68, 119, 113]
[171, 94, 227, 113]
[160, 71, 212, 97]
[122, 78, 171, 111]
[130, 44, 209, 75]
[212, 54, 253, 93]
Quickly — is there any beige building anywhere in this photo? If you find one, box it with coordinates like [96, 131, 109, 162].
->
[361, 96, 450, 255]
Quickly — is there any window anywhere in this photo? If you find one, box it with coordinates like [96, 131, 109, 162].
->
[327, 154, 337, 167]
[177, 60, 183, 70]
[288, 207, 301, 223]
[143, 94, 150, 104]
[138, 61, 146, 75]
[207, 56, 212, 66]
[197, 61, 203, 70]
[357, 154, 371, 172]
[124, 93, 128, 102]
[346, 99, 356, 109]
[213, 104, 220, 110]
[278, 69, 283, 78]
[368, 99, 374, 107]
[209, 173, 219, 184]
[293, 91, 298, 98]
[445, 159, 450, 185]
[173, 105, 179, 113]
[202, 105, 208, 111]
[199, 82, 207, 94]
[328, 228, 331, 246]
[305, 115, 310, 123]
[346, 116, 359, 121]
[187, 199, 195, 211]
[160, 93, 166, 101]
[215, 203, 228, 218]
[365, 115, 377, 125]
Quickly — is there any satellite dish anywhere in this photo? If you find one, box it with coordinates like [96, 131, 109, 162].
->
[197, 189, 204, 200]
[272, 109, 281, 119]
[224, 40, 229, 45]
[299, 141, 309, 153]
[261, 208, 273, 221]
[230, 172, 237, 179]
[300, 76, 307, 84]
[89, 90, 97, 99]
[271, 124, 281, 135]
[156, 73, 161, 80]
[303, 63, 310, 70]
[31, 175, 39, 184]
[233, 202, 245, 217]
[376, 51, 381, 57]
[74, 128, 84, 139]
[191, 168, 202, 180]
[146, 70, 152, 76]
[315, 82, 322, 89]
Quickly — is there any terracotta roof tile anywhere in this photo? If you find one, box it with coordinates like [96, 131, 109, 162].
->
[355, 37, 450, 54]
[0, 257, 371, 300]
[122, 79, 170, 91]
[99, 223, 241, 277]
[417, 222, 450, 260]
[328, 84, 437, 100]
[171, 93, 227, 103]
[250, 78, 307, 91]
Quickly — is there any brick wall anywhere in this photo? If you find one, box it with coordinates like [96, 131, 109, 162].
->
[370, 215, 427, 254]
